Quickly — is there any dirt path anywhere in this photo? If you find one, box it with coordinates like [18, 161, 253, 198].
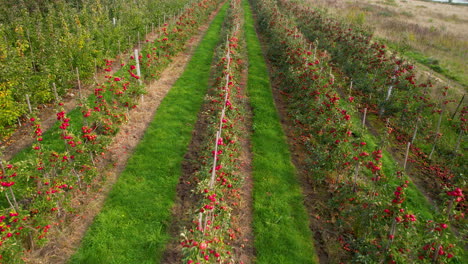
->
[159, 73, 256, 264]
[247, 19, 327, 264]
[161, 26, 255, 264]
[0, 19, 173, 161]
[21, 7, 223, 264]
[247, 3, 348, 261]
[231, 65, 255, 264]
[270, 75, 334, 264]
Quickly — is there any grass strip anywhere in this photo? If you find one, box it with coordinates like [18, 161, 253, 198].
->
[68, 3, 229, 263]
[243, 0, 318, 263]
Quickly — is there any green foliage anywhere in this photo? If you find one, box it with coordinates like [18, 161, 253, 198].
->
[346, 10, 367, 25]
[0, 89, 23, 127]
[0, 1, 226, 261]
[244, 0, 319, 262]
[252, 0, 466, 262]
[0, 0, 193, 138]
[70, 1, 227, 262]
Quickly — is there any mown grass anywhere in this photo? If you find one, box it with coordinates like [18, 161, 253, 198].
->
[243, 0, 318, 263]
[68, 2, 229, 263]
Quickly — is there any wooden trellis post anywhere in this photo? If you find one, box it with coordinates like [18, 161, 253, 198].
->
[53, 83, 59, 102]
[362, 108, 367, 127]
[403, 142, 411, 170]
[76, 68, 83, 100]
[25, 94, 32, 114]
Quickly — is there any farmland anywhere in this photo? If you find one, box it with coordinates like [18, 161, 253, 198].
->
[0, 0, 466, 263]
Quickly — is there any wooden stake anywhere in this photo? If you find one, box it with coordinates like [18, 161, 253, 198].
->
[362, 108, 367, 127]
[381, 218, 398, 263]
[134, 49, 142, 85]
[0, 159, 19, 211]
[76, 68, 82, 99]
[198, 212, 203, 230]
[380, 85, 393, 116]
[385, 85, 393, 101]
[25, 94, 32, 114]
[209, 131, 221, 188]
[403, 142, 411, 170]
[94, 58, 98, 82]
[52, 83, 59, 102]
[203, 211, 210, 231]
[429, 143, 436, 160]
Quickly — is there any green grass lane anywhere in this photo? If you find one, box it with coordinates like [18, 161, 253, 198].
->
[68, 2, 229, 263]
[243, 0, 319, 263]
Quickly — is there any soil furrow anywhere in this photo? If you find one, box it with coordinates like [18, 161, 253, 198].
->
[21, 6, 224, 263]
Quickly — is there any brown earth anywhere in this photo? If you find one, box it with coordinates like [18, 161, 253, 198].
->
[159, 94, 211, 263]
[161, 31, 255, 264]
[269, 70, 344, 263]
[272, 81, 334, 263]
[230, 63, 255, 264]
[20, 6, 224, 264]
[249, 7, 335, 263]
[159, 72, 256, 264]
[0, 25, 169, 161]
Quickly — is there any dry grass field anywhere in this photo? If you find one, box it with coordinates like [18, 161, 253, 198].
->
[309, 0, 468, 93]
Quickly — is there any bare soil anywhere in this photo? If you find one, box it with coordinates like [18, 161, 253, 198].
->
[161, 34, 255, 264]
[160, 95, 211, 264]
[0, 26, 169, 161]
[270, 73, 342, 263]
[160, 74, 256, 264]
[230, 65, 255, 264]
[249, 8, 334, 262]
[21, 8, 222, 264]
